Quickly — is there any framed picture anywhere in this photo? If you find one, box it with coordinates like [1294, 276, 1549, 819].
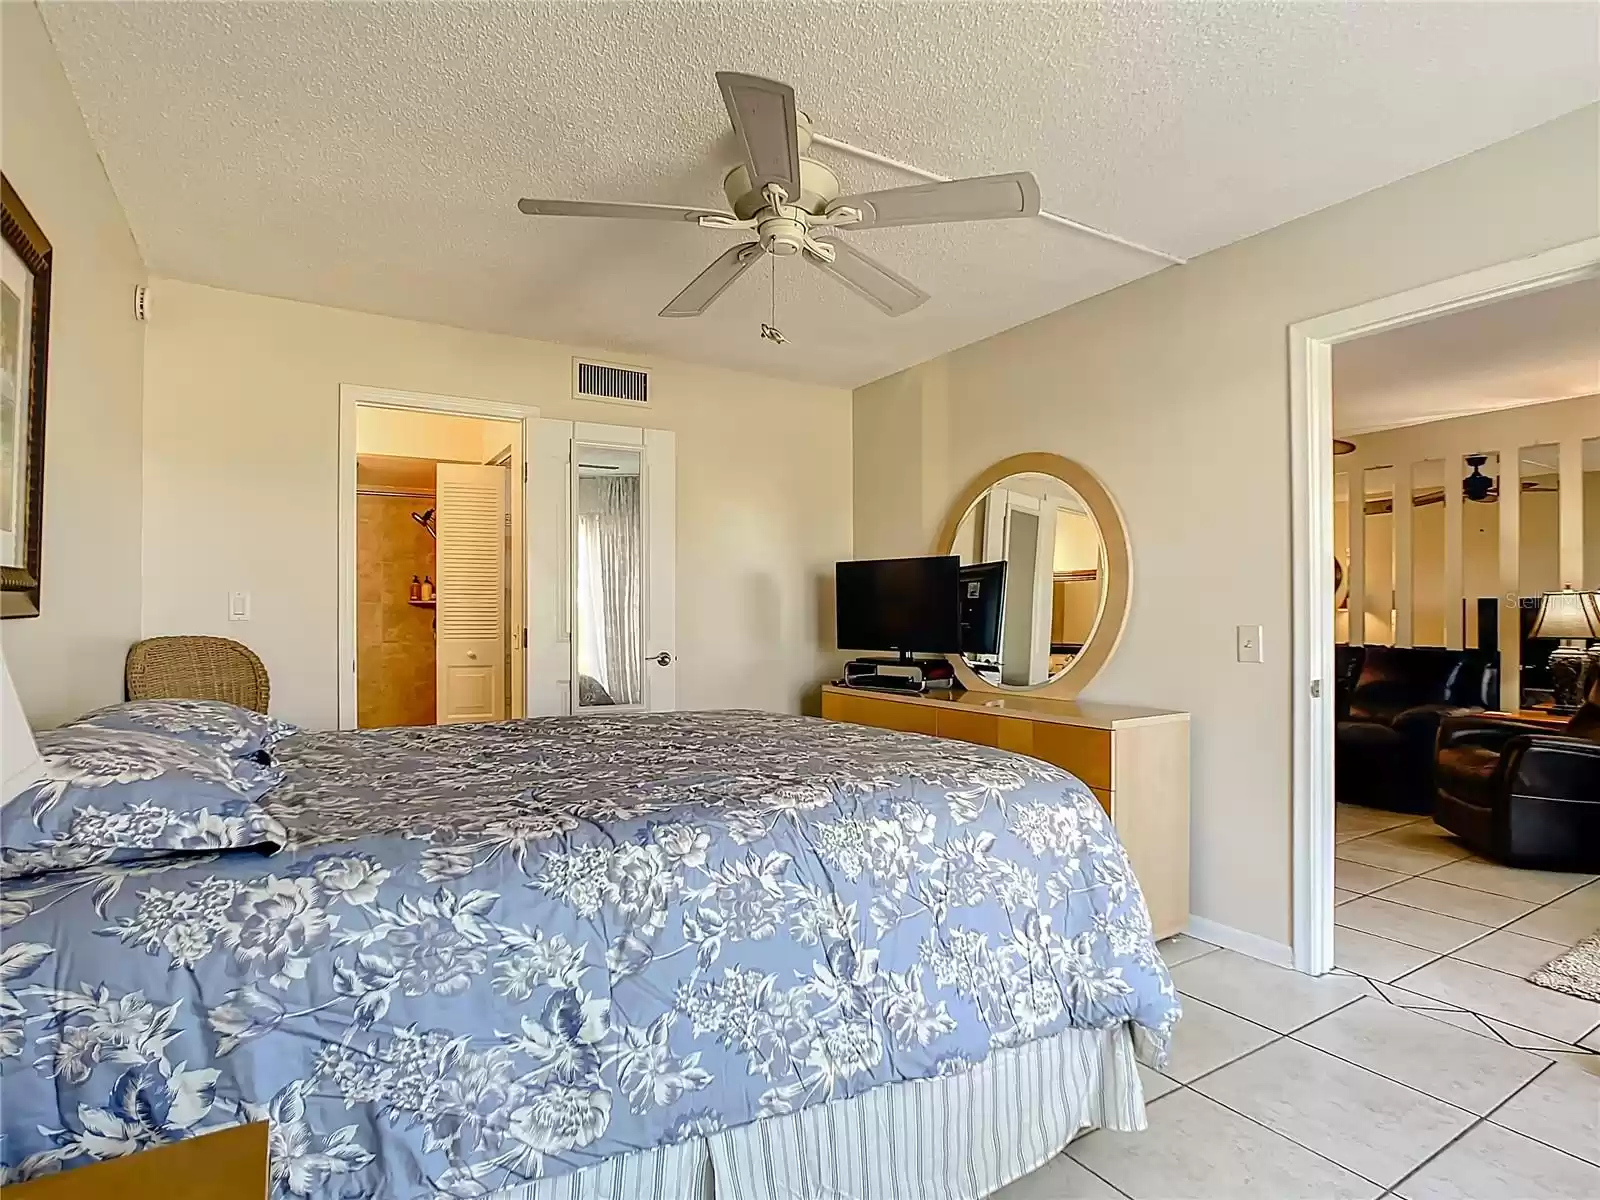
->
[1, 175, 51, 618]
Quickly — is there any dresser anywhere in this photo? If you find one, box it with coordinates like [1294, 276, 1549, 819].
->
[820, 684, 1190, 939]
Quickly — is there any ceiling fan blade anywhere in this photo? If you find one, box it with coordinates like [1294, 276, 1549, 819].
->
[827, 171, 1040, 230]
[715, 72, 802, 200]
[518, 198, 732, 223]
[660, 243, 763, 318]
[806, 239, 928, 317]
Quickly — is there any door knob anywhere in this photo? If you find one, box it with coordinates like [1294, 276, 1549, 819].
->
[652, 651, 673, 667]
[466, 651, 478, 660]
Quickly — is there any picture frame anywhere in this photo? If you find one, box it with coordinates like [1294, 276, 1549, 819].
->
[1, 175, 51, 618]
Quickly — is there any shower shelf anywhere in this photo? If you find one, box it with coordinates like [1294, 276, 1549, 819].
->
[408, 599, 436, 608]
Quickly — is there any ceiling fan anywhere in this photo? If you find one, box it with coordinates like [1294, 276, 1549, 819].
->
[517, 72, 1040, 320]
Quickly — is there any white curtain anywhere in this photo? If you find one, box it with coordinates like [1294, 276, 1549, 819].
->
[576, 474, 643, 705]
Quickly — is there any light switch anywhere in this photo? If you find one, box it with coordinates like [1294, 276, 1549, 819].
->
[1237, 624, 1263, 663]
[228, 591, 251, 622]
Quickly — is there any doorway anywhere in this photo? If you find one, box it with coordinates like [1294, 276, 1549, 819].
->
[351, 404, 524, 727]
[1289, 237, 1600, 975]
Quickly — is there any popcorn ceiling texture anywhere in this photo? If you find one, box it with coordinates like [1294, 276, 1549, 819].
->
[37, 0, 1600, 388]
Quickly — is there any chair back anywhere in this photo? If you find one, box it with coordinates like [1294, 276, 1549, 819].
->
[125, 637, 271, 714]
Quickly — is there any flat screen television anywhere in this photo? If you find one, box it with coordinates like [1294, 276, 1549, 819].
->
[959, 561, 1006, 657]
[836, 556, 962, 659]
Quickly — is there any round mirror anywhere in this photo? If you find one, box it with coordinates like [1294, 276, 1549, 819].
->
[936, 454, 1130, 697]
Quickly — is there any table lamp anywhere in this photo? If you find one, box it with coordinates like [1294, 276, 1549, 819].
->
[1529, 588, 1600, 711]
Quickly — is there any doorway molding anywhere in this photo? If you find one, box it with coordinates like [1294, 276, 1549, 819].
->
[337, 384, 541, 730]
[1288, 237, 1600, 975]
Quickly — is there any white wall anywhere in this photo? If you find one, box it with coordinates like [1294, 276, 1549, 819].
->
[0, 1, 147, 725]
[850, 106, 1600, 950]
[141, 280, 852, 728]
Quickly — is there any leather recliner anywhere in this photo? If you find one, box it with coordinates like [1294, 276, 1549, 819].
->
[1335, 645, 1499, 813]
[1435, 666, 1600, 871]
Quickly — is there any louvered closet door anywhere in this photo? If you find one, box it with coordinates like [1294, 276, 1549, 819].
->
[435, 463, 508, 724]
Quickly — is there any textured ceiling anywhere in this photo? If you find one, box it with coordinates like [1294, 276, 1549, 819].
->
[1334, 277, 1600, 436]
[39, 1, 1600, 389]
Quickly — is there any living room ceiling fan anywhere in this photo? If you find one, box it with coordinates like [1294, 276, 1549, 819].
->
[517, 72, 1040, 320]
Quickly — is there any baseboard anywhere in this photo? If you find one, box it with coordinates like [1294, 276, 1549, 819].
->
[1186, 916, 1295, 969]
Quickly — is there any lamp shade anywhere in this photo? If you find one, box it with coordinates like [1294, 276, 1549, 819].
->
[0, 643, 44, 807]
[1529, 589, 1600, 641]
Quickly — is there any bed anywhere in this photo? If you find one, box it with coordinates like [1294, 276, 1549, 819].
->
[0, 707, 1179, 1199]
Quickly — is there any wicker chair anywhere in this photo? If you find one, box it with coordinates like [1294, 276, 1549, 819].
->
[125, 637, 271, 714]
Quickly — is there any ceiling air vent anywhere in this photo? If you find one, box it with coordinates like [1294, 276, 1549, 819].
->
[573, 358, 650, 406]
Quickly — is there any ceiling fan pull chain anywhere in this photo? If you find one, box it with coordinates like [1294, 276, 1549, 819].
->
[761, 254, 787, 345]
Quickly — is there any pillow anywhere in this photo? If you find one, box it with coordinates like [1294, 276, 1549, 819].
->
[1, 651, 44, 809]
[0, 726, 286, 880]
[69, 698, 298, 761]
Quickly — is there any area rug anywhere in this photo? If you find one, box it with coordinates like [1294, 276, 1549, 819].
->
[1528, 931, 1600, 1002]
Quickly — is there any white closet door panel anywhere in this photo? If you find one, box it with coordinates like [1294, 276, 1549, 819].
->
[436, 462, 507, 723]
[526, 418, 574, 716]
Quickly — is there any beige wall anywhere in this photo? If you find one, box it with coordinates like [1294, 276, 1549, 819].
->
[141, 280, 852, 728]
[0, 1, 147, 725]
[850, 106, 1600, 950]
[355, 407, 510, 464]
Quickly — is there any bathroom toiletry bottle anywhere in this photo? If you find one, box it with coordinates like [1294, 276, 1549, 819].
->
[409, 576, 422, 602]
[421, 576, 434, 602]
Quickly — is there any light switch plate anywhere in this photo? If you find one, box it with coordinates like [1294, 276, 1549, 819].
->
[228, 591, 251, 622]
[1237, 624, 1263, 663]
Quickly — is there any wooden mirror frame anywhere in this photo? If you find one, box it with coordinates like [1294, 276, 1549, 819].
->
[934, 453, 1131, 699]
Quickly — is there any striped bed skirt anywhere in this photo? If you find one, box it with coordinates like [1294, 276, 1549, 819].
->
[492, 1021, 1147, 1200]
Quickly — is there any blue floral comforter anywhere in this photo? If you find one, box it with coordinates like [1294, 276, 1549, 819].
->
[0, 710, 1179, 1197]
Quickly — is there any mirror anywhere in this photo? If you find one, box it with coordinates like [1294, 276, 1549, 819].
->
[939, 455, 1129, 696]
[574, 443, 644, 708]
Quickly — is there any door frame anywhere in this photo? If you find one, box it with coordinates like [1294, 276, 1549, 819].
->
[337, 384, 540, 730]
[1288, 236, 1600, 974]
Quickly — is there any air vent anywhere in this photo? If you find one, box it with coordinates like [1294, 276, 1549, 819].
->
[573, 358, 650, 405]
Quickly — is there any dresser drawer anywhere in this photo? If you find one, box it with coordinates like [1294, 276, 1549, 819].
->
[934, 708, 1001, 747]
[1028, 722, 1113, 791]
[822, 691, 939, 736]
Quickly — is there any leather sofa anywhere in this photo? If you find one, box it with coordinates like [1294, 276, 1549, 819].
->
[1335, 645, 1499, 813]
[1435, 667, 1600, 871]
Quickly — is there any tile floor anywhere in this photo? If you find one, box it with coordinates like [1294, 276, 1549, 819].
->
[997, 805, 1600, 1199]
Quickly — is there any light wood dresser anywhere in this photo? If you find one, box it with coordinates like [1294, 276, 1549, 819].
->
[820, 684, 1190, 939]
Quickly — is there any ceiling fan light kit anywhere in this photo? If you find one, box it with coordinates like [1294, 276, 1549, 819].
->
[517, 71, 1054, 330]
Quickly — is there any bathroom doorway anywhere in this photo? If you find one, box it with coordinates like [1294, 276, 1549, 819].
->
[350, 403, 525, 728]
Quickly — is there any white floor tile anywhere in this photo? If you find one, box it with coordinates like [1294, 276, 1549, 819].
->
[1336, 804, 1418, 840]
[1336, 896, 1492, 953]
[1394, 1120, 1600, 1200]
[1413, 1007, 1500, 1039]
[1537, 1050, 1600, 1077]
[1192, 1039, 1474, 1188]
[1335, 927, 1440, 983]
[1068, 1090, 1378, 1200]
[1583, 1027, 1600, 1051]
[1490, 1064, 1600, 1166]
[1503, 881, 1600, 946]
[1422, 858, 1596, 904]
[1479, 1016, 1587, 1053]
[1170, 949, 1370, 1033]
[1450, 929, 1570, 978]
[1336, 828, 1473, 876]
[995, 1153, 1128, 1199]
[1371, 877, 1538, 927]
[1160, 996, 1278, 1083]
[1294, 996, 1545, 1115]
[1336, 859, 1410, 896]
[1137, 1063, 1179, 1102]
[1158, 934, 1219, 969]
[1396, 957, 1600, 1044]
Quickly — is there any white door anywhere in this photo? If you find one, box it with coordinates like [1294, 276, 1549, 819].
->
[525, 420, 676, 715]
[435, 462, 507, 723]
